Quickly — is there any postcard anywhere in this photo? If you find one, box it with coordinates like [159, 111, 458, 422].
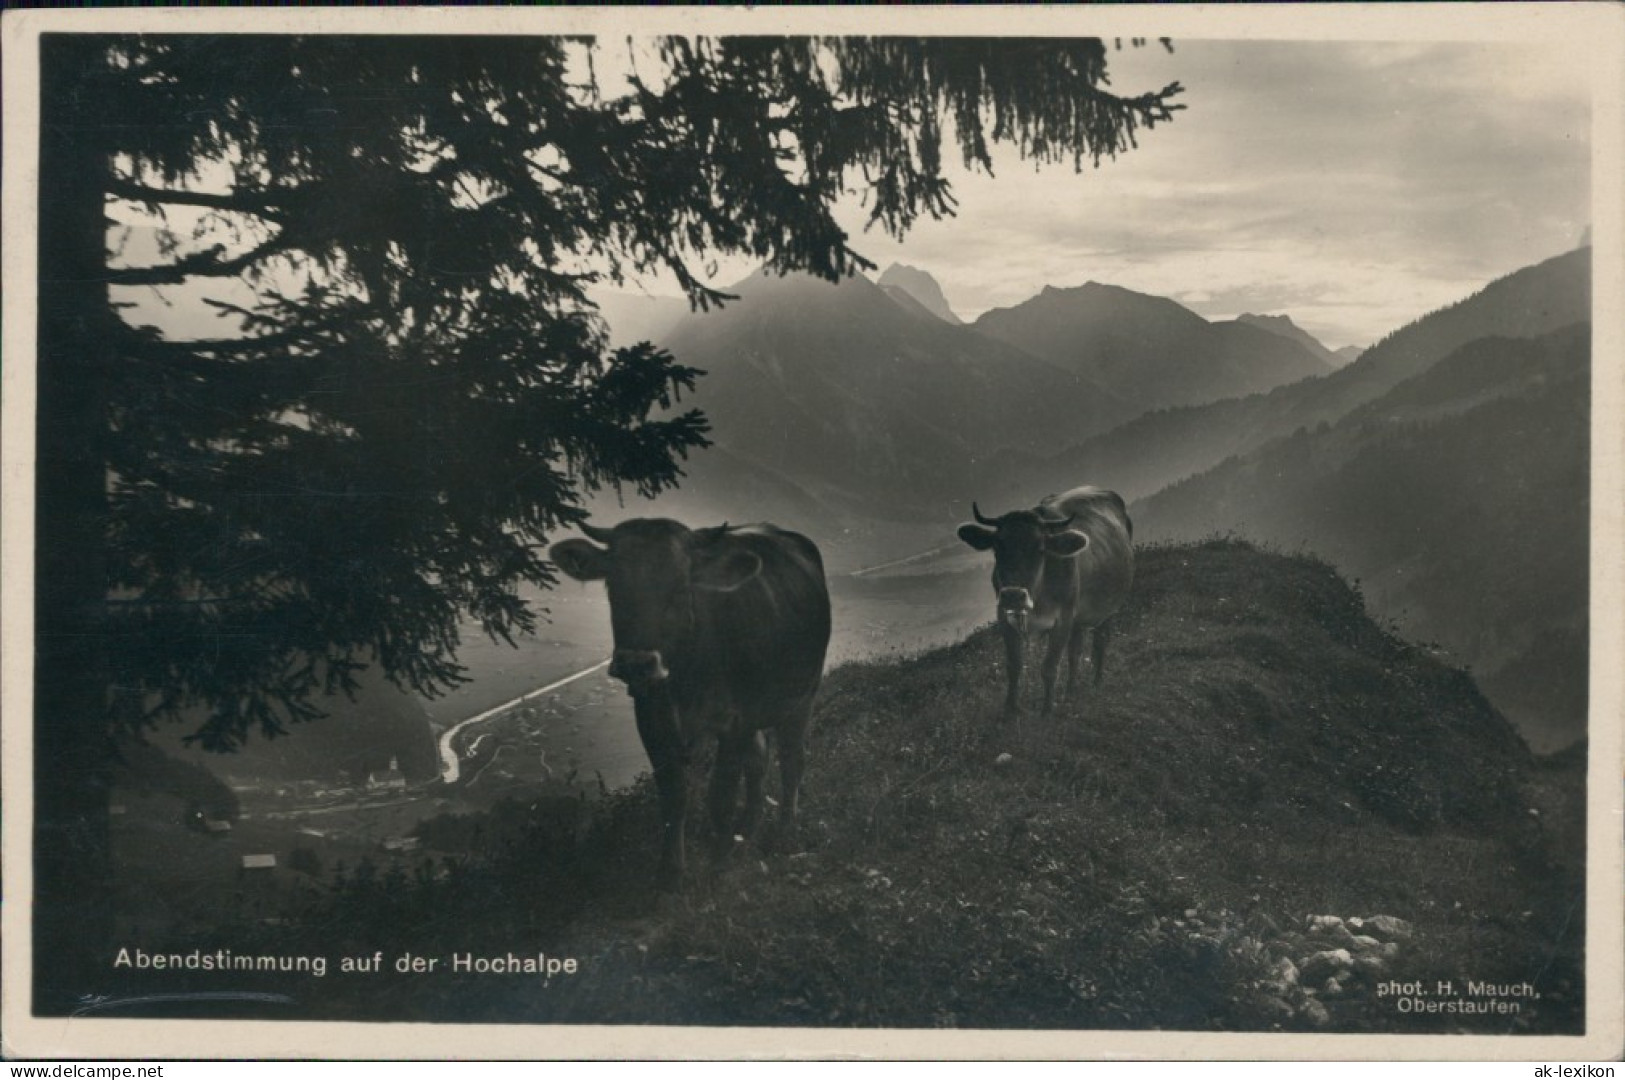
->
[3, 3, 1620, 1061]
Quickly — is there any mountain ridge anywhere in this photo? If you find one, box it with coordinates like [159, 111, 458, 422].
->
[647, 269, 1132, 518]
[1134, 322, 1591, 750]
[973, 279, 1329, 415]
[988, 246, 1592, 508]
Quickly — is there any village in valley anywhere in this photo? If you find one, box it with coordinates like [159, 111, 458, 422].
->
[110, 694, 596, 939]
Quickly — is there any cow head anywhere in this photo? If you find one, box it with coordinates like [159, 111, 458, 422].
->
[957, 503, 1090, 631]
[550, 519, 762, 693]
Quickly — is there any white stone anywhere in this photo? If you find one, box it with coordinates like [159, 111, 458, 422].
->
[1299, 949, 1353, 982]
[1363, 915, 1414, 941]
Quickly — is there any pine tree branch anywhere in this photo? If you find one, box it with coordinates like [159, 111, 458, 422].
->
[106, 233, 295, 286]
[107, 177, 290, 223]
[125, 326, 321, 362]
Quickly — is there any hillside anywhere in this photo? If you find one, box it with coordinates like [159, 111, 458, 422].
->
[583, 441, 836, 541]
[992, 247, 1592, 508]
[115, 541, 1583, 1033]
[157, 665, 441, 784]
[113, 740, 241, 820]
[1135, 325, 1591, 751]
[974, 281, 1327, 413]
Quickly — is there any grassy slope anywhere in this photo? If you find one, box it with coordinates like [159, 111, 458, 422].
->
[119, 541, 1584, 1033]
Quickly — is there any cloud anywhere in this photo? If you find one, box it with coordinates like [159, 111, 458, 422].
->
[831, 38, 1593, 348]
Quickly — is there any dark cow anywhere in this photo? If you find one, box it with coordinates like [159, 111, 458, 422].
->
[957, 485, 1134, 718]
[550, 519, 831, 888]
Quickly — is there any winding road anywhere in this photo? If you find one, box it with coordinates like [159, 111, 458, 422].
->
[436, 658, 610, 783]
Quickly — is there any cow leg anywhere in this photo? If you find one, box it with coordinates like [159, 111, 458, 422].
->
[773, 702, 813, 852]
[634, 696, 687, 890]
[1066, 619, 1090, 699]
[650, 758, 688, 889]
[1000, 623, 1024, 719]
[1040, 625, 1067, 715]
[707, 733, 747, 861]
[1092, 619, 1113, 688]
[735, 729, 769, 844]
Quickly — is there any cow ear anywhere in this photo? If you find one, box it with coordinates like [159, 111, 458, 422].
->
[551, 539, 610, 582]
[694, 547, 762, 592]
[957, 524, 997, 551]
[1045, 530, 1091, 557]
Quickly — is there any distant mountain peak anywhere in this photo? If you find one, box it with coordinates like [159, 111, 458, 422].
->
[877, 263, 963, 325]
[972, 280, 1326, 415]
[1238, 312, 1301, 330]
[1234, 312, 1343, 368]
[1025, 279, 1199, 316]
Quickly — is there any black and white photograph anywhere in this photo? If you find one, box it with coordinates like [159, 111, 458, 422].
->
[3, 4, 1621, 1061]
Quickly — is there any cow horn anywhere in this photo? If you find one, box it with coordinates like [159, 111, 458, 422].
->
[972, 502, 998, 526]
[1041, 512, 1076, 530]
[579, 521, 615, 545]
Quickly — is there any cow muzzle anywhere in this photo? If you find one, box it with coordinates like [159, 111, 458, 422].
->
[998, 587, 1034, 632]
[609, 649, 670, 689]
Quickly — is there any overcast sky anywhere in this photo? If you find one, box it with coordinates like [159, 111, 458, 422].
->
[813, 39, 1593, 350]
